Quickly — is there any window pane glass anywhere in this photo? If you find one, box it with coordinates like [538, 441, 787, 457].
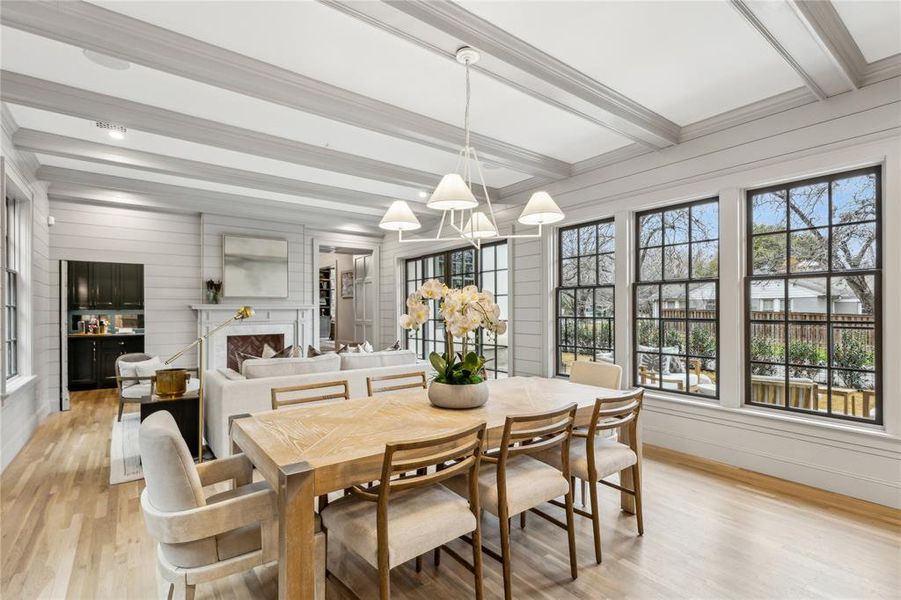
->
[639, 212, 662, 247]
[660, 283, 685, 313]
[597, 222, 615, 252]
[663, 321, 686, 353]
[788, 277, 827, 320]
[830, 370, 876, 420]
[576, 289, 593, 317]
[664, 244, 689, 280]
[481, 245, 495, 271]
[688, 282, 717, 313]
[753, 233, 787, 274]
[691, 201, 718, 241]
[576, 319, 594, 348]
[561, 228, 578, 258]
[692, 241, 718, 278]
[594, 287, 614, 317]
[752, 190, 787, 231]
[750, 278, 785, 319]
[831, 326, 875, 372]
[558, 289, 575, 317]
[831, 275, 875, 319]
[579, 256, 597, 286]
[637, 353, 661, 387]
[664, 208, 690, 244]
[832, 173, 876, 225]
[789, 229, 828, 272]
[789, 182, 828, 229]
[595, 320, 613, 350]
[637, 319, 660, 348]
[579, 225, 597, 254]
[689, 322, 717, 357]
[639, 247, 662, 281]
[562, 258, 578, 286]
[832, 222, 877, 271]
[597, 253, 614, 284]
[695, 358, 717, 397]
[787, 324, 828, 367]
[559, 319, 574, 346]
[750, 322, 784, 363]
[750, 363, 785, 405]
[636, 284, 658, 318]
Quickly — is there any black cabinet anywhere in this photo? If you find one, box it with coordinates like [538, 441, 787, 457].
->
[68, 335, 145, 390]
[67, 261, 144, 310]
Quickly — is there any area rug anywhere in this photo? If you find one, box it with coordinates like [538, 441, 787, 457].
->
[109, 413, 143, 485]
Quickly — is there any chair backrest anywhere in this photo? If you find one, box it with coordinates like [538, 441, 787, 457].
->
[570, 360, 622, 390]
[366, 371, 428, 396]
[585, 388, 644, 448]
[115, 352, 152, 375]
[271, 379, 349, 410]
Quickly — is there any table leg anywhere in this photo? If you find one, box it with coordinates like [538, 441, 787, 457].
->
[618, 416, 641, 514]
[278, 467, 316, 600]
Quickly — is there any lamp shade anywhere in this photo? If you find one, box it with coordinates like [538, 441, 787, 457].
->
[518, 191, 564, 225]
[427, 173, 479, 210]
[379, 201, 421, 231]
[461, 211, 498, 239]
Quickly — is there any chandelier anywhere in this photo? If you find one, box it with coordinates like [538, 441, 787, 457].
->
[378, 47, 565, 249]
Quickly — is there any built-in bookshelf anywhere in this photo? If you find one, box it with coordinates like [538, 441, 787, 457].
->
[319, 266, 336, 340]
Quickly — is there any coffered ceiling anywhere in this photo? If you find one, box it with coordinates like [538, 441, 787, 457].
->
[1, 0, 898, 236]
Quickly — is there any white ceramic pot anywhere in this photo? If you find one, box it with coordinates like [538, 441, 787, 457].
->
[428, 381, 489, 409]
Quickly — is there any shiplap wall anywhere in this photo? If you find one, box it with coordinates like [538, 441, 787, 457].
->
[379, 77, 901, 506]
[49, 201, 202, 378]
[200, 214, 308, 305]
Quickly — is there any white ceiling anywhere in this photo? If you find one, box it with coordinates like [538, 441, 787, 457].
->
[0, 0, 897, 234]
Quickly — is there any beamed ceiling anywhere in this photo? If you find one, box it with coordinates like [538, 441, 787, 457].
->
[1, 0, 899, 236]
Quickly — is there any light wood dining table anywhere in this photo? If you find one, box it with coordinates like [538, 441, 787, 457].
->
[230, 375, 636, 600]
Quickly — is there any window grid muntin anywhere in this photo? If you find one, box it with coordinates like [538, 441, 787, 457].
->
[634, 198, 720, 399]
[745, 167, 881, 424]
[556, 218, 615, 376]
[4, 197, 18, 379]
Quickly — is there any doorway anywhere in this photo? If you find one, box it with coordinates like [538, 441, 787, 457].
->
[316, 244, 377, 350]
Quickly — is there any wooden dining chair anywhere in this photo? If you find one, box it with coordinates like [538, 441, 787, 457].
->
[320, 423, 487, 600]
[536, 388, 644, 564]
[366, 371, 428, 396]
[446, 403, 579, 600]
[270, 379, 350, 410]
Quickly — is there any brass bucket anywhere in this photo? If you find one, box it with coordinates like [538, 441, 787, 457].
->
[155, 368, 190, 398]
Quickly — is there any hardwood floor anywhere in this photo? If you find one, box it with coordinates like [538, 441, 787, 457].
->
[2, 389, 898, 599]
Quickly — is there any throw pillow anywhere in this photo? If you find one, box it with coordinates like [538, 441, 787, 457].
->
[134, 356, 162, 378]
[383, 339, 401, 351]
[307, 345, 322, 357]
[273, 344, 303, 358]
[361, 340, 374, 353]
[261, 343, 278, 359]
[336, 344, 349, 354]
[235, 351, 261, 371]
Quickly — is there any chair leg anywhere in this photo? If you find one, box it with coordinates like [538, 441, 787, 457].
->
[519, 511, 526, 528]
[415, 555, 422, 573]
[117, 400, 124, 422]
[434, 546, 441, 567]
[564, 487, 578, 580]
[499, 509, 513, 600]
[165, 583, 174, 600]
[581, 478, 587, 508]
[589, 479, 602, 564]
[471, 522, 484, 600]
[379, 566, 390, 600]
[173, 581, 194, 600]
[632, 463, 644, 536]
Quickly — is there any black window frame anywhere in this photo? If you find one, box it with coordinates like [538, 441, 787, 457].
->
[745, 166, 882, 424]
[4, 196, 18, 380]
[403, 240, 508, 379]
[633, 197, 720, 399]
[555, 217, 615, 376]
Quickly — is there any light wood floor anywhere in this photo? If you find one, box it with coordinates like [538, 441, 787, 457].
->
[2, 390, 899, 599]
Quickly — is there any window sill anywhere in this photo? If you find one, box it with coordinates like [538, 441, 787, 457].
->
[1, 374, 37, 405]
[643, 390, 898, 452]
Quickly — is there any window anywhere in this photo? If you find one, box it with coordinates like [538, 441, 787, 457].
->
[556, 218, 615, 375]
[4, 196, 18, 379]
[746, 167, 881, 423]
[634, 199, 719, 397]
[403, 241, 508, 378]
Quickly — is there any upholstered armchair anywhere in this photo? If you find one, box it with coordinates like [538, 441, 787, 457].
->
[139, 411, 326, 600]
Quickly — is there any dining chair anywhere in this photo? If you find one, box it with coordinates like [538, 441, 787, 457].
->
[446, 403, 579, 600]
[139, 410, 326, 599]
[536, 388, 644, 564]
[320, 423, 487, 600]
[270, 379, 350, 410]
[366, 371, 428, 396]
[569, 360, 622, 390]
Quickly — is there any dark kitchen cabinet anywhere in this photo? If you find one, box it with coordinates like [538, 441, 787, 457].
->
[68, 335, 145, 390]
[67, 261, 144, 310]
[116, 263, 144, 309]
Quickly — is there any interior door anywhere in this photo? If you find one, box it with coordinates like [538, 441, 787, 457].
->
[352, 254, 374, 343]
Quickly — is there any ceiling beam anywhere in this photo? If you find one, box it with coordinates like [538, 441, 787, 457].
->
[13, 128, 421, 215]
[0, 71, 458, 192]
[36, 166, 384, 230]
[321, 0, 680, 149]
[730, 0, 855, 99]
[0, 0, 568, 179]
[789, 0, 868, 88]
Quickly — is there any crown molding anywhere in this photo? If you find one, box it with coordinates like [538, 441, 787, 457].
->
[36, 166, 384, 228]
[13, 128, 420, 215]
[862, 54, 901, 87]
[0, 71, 461, 192]
[323, 0, 679, 149]
[0, 0, 568, 179]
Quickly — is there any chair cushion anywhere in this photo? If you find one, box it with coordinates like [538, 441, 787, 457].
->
[444, 455, 570, 517]
[321, 485, 476, 569]
[122, 383, 153, 399]
[536, 436, 637, 482]
[241, 354, 341, 379]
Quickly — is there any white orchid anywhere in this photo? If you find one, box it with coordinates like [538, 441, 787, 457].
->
[406, 291, 423, 310]
[399, 314, 418, 330]
[419, 278, 446, 300]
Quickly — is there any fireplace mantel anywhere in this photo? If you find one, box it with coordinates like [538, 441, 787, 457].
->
[191, 304, 316, 371]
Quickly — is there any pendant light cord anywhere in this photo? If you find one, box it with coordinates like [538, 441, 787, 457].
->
[464, 59, 471, 151]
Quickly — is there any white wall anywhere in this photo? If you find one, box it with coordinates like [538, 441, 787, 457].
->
[1, 120, 51, 471]
[379, 77, 901, 506]
[49, 202, 202, 379]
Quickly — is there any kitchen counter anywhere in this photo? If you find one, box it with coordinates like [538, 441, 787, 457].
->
[68, 333, 145, 338]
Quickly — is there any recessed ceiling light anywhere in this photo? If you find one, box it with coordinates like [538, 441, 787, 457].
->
[83, 49, 131, 70]
[417, 191, 428, 199]
[96, 121, 127, 140]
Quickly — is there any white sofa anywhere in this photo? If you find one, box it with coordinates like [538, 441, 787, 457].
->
[204, 349, 430, 458]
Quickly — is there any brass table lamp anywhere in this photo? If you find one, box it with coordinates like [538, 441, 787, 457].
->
[164, 305, 254, 461]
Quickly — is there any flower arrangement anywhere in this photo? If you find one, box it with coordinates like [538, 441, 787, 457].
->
[400, 279, 506, 385]
[205, 279, 222, 304]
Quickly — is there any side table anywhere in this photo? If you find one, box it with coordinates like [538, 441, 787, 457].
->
[140, 389, 201, 461]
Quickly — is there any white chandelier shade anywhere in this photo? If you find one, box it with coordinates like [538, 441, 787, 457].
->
[378, 200, 421, 231]
[461, 210, 499, 239]
[518, 191, 565, 225]
[427, 173, 479, 211]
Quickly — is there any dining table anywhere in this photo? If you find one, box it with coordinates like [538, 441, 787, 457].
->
[230, 375, 637, 600]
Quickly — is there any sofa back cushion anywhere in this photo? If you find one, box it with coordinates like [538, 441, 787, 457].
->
[242, 354, 341, 379]
[339, 349, 417, 371]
